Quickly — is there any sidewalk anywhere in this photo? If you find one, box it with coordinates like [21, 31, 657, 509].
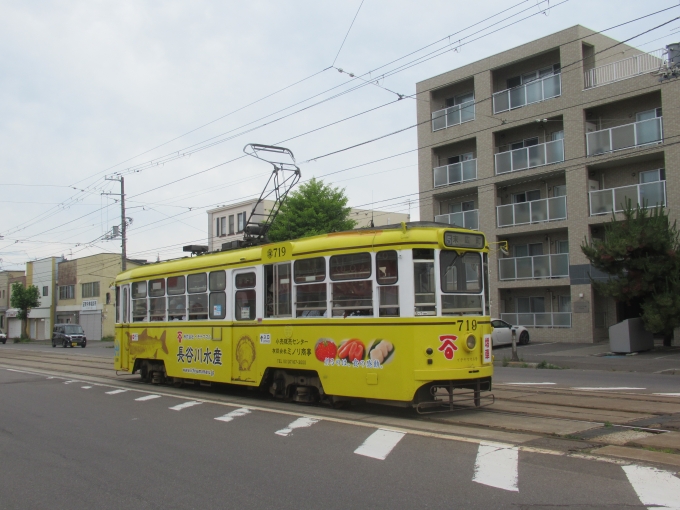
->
[494, 339, 680, 374]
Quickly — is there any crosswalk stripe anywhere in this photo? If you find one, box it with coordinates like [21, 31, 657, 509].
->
[215, 408, 251, 422]
[81, 386, 92, 389]
[354, 429, 405, 460]
[105, 389, 128, 395]
[622, 465, 680, 509]
[571, 387, 645, 391]
[169, 401, 202, 411]
[473, 442, 519, 492]
[275, 417, 319, 436]
[135, 394, 161, 401]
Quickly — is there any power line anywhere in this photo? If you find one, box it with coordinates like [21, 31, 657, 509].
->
[332, 0, 365, 66]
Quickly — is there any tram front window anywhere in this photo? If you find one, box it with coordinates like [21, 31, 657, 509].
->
[440, 251, 483, 316]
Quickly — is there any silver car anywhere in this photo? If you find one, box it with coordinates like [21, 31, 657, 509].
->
[0, 329, 6, 344]
[491, 319, 530, 346]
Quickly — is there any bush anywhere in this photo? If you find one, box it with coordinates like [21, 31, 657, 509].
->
[101, 335, 115, 342]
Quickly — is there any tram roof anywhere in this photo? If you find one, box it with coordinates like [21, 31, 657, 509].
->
[117, 222, 486, 282]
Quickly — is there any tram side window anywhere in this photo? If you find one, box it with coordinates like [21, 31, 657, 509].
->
[376, 250, 399, 317]
[294, 257, 327, 318]
[149, 278, 166, 322]
[168, 276, 186, 321]
[115, 286, 120, 323]
[330, 252, 373, 317]
[131, 281, 147, 322]
[235, 272, 256, 321]
[123, 286, 129, 323]
[188, 273, 208, 320]
[209, 271, 226, 319]
[440, 251, 483, 316]
[265, 263, 292, 318]
[413, 249, 436, 316]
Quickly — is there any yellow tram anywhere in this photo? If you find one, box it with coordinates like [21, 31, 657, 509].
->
[114, 222, 493, 411]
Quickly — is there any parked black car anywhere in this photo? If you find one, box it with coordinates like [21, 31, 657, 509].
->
[52, 324, 86, 348]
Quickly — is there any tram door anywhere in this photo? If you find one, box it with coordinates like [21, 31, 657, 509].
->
[232, 269, 258, 383]
[119, 285, 130, 371]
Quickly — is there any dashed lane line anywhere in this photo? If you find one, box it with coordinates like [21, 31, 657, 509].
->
[63, 380, 79, 384]
[169, 401, 202, 411]
[653, 393, 680, 397]
[473, 442, 519, 492]
[135, 394, 161, 401]
[105, 389, 128, 395]
[81, 386, 92, 389]
[275, 417, 319, 436]
[354, 429, 405, 460]
[215, 408, 251, 422]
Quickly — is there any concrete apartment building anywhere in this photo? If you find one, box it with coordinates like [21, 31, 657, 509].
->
[56, 254, 142, 340]
[207, 199, 410, 252]
[25, 256, 63, 340]
[416, 25, 679, 343]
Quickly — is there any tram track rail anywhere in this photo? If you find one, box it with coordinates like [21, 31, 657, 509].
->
[2, 347, 679, 440]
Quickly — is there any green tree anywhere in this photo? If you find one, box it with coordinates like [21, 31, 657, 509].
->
[10, 282, 41, 339]
[581, 204, 680, 344]
[268, 178, 357, 242]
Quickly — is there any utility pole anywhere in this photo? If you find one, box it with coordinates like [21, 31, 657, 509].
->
[104, 176, 127, 271]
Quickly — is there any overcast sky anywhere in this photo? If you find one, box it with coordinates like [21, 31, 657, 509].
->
[1, 0, 678, 270]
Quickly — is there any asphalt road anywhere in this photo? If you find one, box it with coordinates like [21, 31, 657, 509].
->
[1, 368, 677, 509]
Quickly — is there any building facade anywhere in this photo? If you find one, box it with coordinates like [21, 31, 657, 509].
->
[207, 199, 410, 252]
[416, 25, 679, 343]
[0, 270, 25, 335]
[55, 254, 142, 340]
[25, 257, 63, 340]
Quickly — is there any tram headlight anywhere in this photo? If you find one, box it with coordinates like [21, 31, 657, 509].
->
[465, 334, 477, 351]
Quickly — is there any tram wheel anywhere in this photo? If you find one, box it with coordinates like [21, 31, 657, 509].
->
[140, 363, 150, 382]
[474, 389, 481, 408]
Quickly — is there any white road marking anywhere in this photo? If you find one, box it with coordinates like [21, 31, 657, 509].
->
[81, 386, 92, 389]
[135, 394, 161, 401]
[354, 429, 406, 460]
[571, 387, 645, 391]
[622, 465, 680, 509]
[504, 382, 556, 385]
[215, 408, 251, 422]
[6, 369, 33, 374]
[46, 377, 55, 379]
[105, 389, 128, 395]
[653, 393, 680, 397]
[473, 442, 519, 492]
[169, 401, 202, 411]
[275, 417, 319, 436]
[63, 380, 78, 384]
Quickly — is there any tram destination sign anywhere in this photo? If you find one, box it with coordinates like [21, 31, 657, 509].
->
[444, 231, 485, 249]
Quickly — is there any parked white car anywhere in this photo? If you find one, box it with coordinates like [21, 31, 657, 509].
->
[490, 319, 530, 346]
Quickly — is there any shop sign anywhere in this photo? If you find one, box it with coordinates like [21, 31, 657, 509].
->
[82, 300, 98, 311]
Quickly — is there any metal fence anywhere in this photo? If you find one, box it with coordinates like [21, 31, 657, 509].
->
[496, 196, 567, 227]
[500, 312, 572, 328]
[434, 210, 479, 230]
[584, 49, 665, 89]
[499, 253, 569, 281]
[432, 101, 475, 131]
[493, 74, 561, 114]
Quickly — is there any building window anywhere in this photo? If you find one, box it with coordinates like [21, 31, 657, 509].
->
[446, 152, 474, 165]
[59, 285, 75, 300]
[448, 201, 475, 214]
[228, 215, 235, 235]
[237, 211, 247, 233]
[639, 168, 664, 183]
[82, 282, 100, 298]
[513, 190, 540, 203]
[636, 108, 662, 122]
[507, 63, 560, 89]
[514, 243, 543, 257]
[43, 286, 48, 297]
[445, 91, 474, 107]
[106, 292, 111, 305]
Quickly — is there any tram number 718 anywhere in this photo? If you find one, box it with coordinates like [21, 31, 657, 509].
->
[457, 319, 477, 331]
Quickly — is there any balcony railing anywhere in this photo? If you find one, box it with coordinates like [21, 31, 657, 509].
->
[589, 181, 666, 216]
[500, 312, 572, 328]
[432, 101, 475, 131]
[495, 138, 564, 175]
[586, 117, 663, 156]
[434, 209, 479, 230]
[499, 253, 569, 281]
[433, 159, 477, 187]
[493, 74, 561, 114]
[497, 196, 567, 228]
[584, 49, 665, 89]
